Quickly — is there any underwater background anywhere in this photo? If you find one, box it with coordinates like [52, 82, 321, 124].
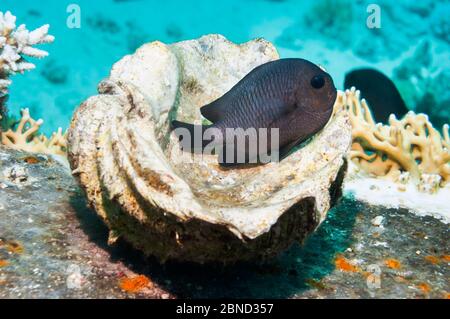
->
[0, 0, 449, 135]
[0, 0, 449, 299]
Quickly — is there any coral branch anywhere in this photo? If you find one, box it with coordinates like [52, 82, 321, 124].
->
[1, 108, 67, 156]
[0, 11, 54, 95]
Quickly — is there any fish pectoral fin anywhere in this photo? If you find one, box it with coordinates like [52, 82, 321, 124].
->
[276, 138, 303, 161]
[261, 100, 297, 129]
[282, 102, 298, 115]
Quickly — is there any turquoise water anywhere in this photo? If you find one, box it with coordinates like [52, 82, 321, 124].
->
[1, 0, 449, 134]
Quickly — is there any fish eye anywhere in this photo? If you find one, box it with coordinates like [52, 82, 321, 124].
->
[310, 75, 325, 89]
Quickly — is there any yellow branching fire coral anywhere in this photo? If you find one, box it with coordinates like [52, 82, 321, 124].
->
[335, 87, 450, 190]
[0, 108, 67, 156]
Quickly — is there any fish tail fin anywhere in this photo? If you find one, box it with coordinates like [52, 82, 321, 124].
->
[171, 120, 217, 153]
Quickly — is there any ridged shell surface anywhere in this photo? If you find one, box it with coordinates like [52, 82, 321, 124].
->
[67, 34, 352, 263]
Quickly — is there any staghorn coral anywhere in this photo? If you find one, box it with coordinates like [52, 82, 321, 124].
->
[0, 11, 54, 96]
[336, 87, 449, 191]
[0, 10, 54, 126]
[0, 108, 67, 156]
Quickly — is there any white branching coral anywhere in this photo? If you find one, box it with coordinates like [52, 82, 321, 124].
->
[0, 108, 67, 156]
[0, 11, 54, 95]
[335, 88, 449, 192]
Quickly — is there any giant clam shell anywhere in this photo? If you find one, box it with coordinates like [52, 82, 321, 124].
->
[67, 34, 351, 263]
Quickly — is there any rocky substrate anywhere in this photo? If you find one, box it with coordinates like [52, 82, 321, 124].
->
[0, 146, 448, 298]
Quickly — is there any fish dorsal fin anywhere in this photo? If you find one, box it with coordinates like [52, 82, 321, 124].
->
[200, 98, 229, 123]
[200, 82, 246, 122]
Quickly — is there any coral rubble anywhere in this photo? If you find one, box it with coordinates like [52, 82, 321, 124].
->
[336, 87, 449, 192]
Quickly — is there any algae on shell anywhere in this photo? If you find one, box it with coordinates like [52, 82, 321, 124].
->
[67, 34, 352, 263]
